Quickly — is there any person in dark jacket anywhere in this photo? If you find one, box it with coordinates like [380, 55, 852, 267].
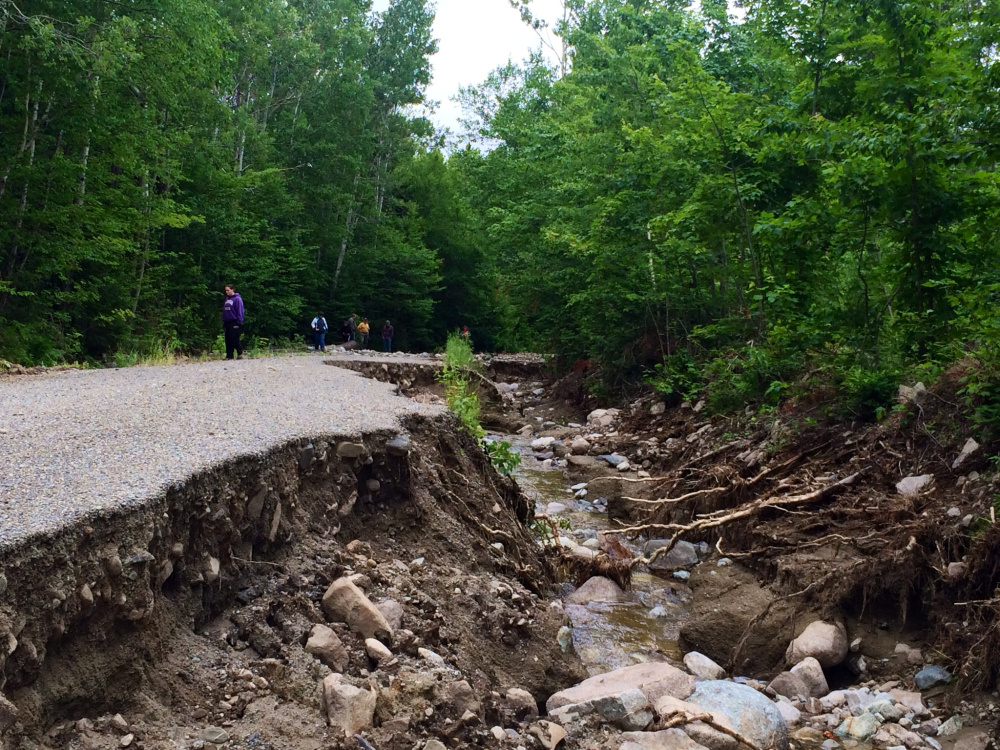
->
[311, 312, 328, 352]
[340, 319, 352, 343]
[382, 320, 394, 353]
[222, 285, 245, 360]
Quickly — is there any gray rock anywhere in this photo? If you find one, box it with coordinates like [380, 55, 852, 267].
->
[645, 540, 699, 571]
[571, 437, 592, 455]
[599, 454, 628, 467]
[505, 687, 539, 723]
[386, 433, 411, 455]
[566, 576, 630, 605]
[337, 441, 367, 458]
[896, 474, 934, 497]
[673, 571, 690, 581]
[364, 637, 393, 666]
[305, 624, 350, 672]
[685, 680, 789, 750]
[873, 723, 923, 748]
[683, 652, 727, 681]
[914, 665, 950, 689]
[897, 382, 927, 405]
[768, 672, 810, 700]
[547, 662, 696, 714]
[836, 713, 879, 741]
[952, 438, 980, 469]
[549, 687, 653, 731]
[785, 621, 849, 668]
[790, 657, 829, 698]
[376, 599, 404, 631]
[321, 675, 376, 737]
[937, 716, 962, 736]
[322, 578, 393, 640]
[650, 402, 667, 416]
[202, 727, 230, 744]
[774, 700, 801, 726]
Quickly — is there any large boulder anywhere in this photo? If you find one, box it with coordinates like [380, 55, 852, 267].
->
[679, 568, 796, 674]
[785, 621, 848, 668]
[322, 578, 393, 641]
[305, 624, 350, 672]
[321, 674, 376, 737]
[566, 576, 630, 605]
[546, 662, 695, 714]
[685, 681, 789, 750]
[645, 540, 699, 571]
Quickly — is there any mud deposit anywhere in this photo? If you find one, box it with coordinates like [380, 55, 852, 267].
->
[0, 414, 584, 750]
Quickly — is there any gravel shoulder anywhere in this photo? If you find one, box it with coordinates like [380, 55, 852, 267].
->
[0, 355, 442, 551]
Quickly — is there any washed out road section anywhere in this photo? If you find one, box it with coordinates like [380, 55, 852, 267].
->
[0, 356, 442, 551]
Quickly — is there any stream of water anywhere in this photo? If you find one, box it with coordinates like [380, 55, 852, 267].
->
[507, 436, 689, 676]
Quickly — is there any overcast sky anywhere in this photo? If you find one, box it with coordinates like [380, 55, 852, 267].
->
[372, 0, 564, 133]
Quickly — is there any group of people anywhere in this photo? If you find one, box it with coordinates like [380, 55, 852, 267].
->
[221, 284, 451, 360]
[310, 312, 395, 353]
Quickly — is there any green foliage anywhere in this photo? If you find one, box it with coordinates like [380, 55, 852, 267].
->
[452, 0, 1000, 415]
[0, 0, 468, 363]
[440, 332, 520, 475]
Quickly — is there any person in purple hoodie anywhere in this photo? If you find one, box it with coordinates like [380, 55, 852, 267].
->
[222, 284, 245, 360]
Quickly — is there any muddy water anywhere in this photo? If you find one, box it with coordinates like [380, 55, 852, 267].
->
[506, 437, 689, 676]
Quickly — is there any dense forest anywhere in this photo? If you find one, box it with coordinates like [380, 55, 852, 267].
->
[4, 0, 1000, 421]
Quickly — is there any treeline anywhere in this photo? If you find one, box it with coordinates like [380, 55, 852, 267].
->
[454, 0, 1000, 419]
[0, 0, 492, 362]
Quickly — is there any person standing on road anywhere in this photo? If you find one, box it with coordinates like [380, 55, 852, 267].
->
[357, 317, 370, 349]
[382, 320, 394, 353]
[222, 285, 244, 360]
[311, 312, 328, 352]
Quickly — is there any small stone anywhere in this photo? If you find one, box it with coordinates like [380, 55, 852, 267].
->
[836, 713, 878, 740]
[418, 647, 446, 666]
[386, 434, 411, 456]
[937, 715, 962, 736]
[947, 562, 967, 579]
[952, 438, 980, 469]
[947, 506, 961, 518]
[320, 674, 376, 737]
[529, 720, 566, 749]
[110, 714, 130, 733]
[683, 651, 727, 681]
[306, 623, 350, 671]
[336, 442, 366, 458]
[192, 708, 209, 720]
[202, 727, 229, 744]
[896, 475, 934, 497]
[914, 665, 950, 690]
[673, 570, 690, 581]
[425, 742, 447, 750]
[790, 657, 829, 698]
[775, 700, 801, 725]
[364, 638, 393, 666]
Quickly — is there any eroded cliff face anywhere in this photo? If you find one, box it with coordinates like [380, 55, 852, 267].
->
[0, 414, 583, 749]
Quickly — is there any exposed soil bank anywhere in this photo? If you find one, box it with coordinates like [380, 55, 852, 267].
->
[0, 412, 584, 749]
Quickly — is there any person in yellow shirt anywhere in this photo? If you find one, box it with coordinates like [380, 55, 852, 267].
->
[357, 317, 370, 349]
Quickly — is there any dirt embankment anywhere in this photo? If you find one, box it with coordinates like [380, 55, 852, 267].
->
[0, 413, 584, 750]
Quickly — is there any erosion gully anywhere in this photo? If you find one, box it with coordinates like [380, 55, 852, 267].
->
[501, 433, 851, 750]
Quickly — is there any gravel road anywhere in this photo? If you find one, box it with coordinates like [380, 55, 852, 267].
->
[0, 356, 442, 551]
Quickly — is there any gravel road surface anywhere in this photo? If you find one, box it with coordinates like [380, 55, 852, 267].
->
[0, 356, 442, 551]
